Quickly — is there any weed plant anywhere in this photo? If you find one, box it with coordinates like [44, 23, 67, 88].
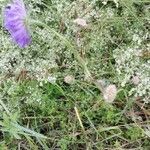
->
[0, 0, 150, 149]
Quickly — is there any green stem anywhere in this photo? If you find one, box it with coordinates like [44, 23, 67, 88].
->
[0, 98, 10, 115]
[30, 20, 103, 92]
[31, 20, 91, 76]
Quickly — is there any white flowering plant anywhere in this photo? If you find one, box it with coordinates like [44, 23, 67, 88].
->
[0, 0, 149, 149]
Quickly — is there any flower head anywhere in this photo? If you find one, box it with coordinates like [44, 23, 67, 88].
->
[64, 75, 75, 84]
[103, 84, 117, 103]
[73, 18, 87, 27]
[4, 0, 31, 48]
[131, 75, 140, 85]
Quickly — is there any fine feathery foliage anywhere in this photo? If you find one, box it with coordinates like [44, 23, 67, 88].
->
[0, 0, 150, 149]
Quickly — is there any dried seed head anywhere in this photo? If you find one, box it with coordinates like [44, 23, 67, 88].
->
[131, 76, 140, 85]
[103, 84, 117, 103]
[64, 75, 75, 84]
[73, 18, 87, 27]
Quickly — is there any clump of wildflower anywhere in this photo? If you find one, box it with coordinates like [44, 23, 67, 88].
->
[4, 0, 31, 48]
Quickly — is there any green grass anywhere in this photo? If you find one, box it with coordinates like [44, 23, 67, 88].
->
[0, 0, 150, 149]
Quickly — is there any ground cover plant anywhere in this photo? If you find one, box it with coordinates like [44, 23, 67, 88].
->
[0, 0, 150, 149]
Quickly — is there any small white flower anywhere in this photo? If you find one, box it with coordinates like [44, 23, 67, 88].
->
[113, 0, 119, 8]
[64, 75, 75, 84]
[73, 18, 87, 27]
[132, 76, 140, 85]
[48, 76, 56, 84]
[103, 84, 117, 103]
[39, 81, 43, 87]
[102, 0, 108, 5]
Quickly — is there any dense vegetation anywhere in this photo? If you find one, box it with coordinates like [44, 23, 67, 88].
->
[0, 0, 150, 149]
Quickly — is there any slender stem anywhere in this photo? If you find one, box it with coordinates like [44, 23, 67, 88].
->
[31, 20, 91, 75]
[30, 20, 103, 92]
[74, 106, 85, 133]
[0, 98, 10, 115]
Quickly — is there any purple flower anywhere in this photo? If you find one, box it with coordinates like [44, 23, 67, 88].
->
[4, 0, 31, 48]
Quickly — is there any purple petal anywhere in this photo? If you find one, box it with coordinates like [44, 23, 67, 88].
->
[5, 19, 22, 33]
[5, 1, 26, 18]
[12, 27, 31, 48]
[4, 0, 31, 48]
